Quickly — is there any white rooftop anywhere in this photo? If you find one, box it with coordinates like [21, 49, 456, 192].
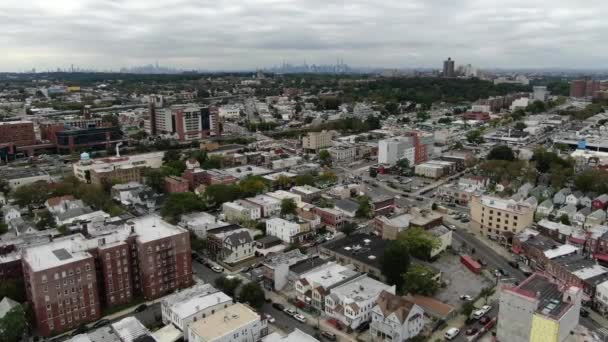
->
[112, 316, 154, 342]
[572, 264, 608, 280]
[330, 276, 393, 303]
[300, 262, 358, 289]
[262, 329, 319, 342]
[128, 215, 186, 243]
[479, 195, 534, 213]
[172, 291, 232, 319]
[544, 244, 580, 260]
[23, 234, 92, 272]
[189, 303, 260, 341]
[291, 185, 322, 195]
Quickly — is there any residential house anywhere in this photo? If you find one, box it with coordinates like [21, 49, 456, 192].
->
[556, 204, 577, 220]
[180, 212, 230, 239]
[566, 191, 584, 206]
[536, 199, 554, 218]
[585, 210, 607, 229]
[294, 262, 360, 310]
[595, 280, 608, 316]
[187, 303, 268, 342]
[262, 250, 309, 290]
[553, 188, 572, 205]
[2, 205, 21, 223]
[313, 207, 345, 231]
[266, 217, 313, 244]
[593, 195, 608, 210]
[529, 185, 554, 200]
[262, 329, 319, 342]
[371, 291, 425, 342]
[44, 195, 77, 214]
[581, 193, 596, 208]
[222, 200, 261, 223]
[574, 207, 592, 227]
[207, 226, 255, 264]
[325, 276, 396, 329]
[245, 195, 281, 218]
[161, 283, 233, 340]
[518, 183, 534, 198]
[334, 199, 359, 218]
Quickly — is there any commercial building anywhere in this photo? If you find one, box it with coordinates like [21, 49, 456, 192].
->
[378, 137, 415, 166]
[22, 215, 193, 336]
[570, 79, 601, 98]
[329, 145, 357, 164]
[290, 185, 322, 203]
[442, 57, 455, 78]
[497, 273, 582, 342]
[0, 121, 36, 155]
[595, 280, 608, 315]
[302, 130, 333, 151]
[265, 218, 312, 244]
[187, 303, 267, 342]
[161, 283, 233, 339]
[414, 160, 456, 179]
[151, 104, 220, 141]
[463, 111, 491, 122]
[532, 86, 549, 102]
[469, 194, 536, 241]
[261, 250, 309, 291]
[72, 151, 164, 184]
[0, 168, 52, 190]
[325, 275, 396, 329]
[370, 290, 425, 342]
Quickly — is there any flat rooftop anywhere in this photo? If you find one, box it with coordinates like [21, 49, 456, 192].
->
[23, 234, 92, 272]
[321, 233, 388, 270]
[299, 262, 358, 289]
[128, 215, 187, 243]
[0, 168, 49, 180]
[330, 275, 392, 303]
[189, 303, 260, 341]
[507, 273, 571, 319]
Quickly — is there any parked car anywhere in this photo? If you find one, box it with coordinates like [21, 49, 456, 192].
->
[356, 321, 370, 332]
[212, 266, 224, 273]
[448, 225, 457, 231]
[264, 314, 275, 323]
[580, 309, 590, 317]
[134, 304, 148, 313]
[479, 316, 492, 325]
[444, 327, 461, 340]
[284, 308, 296, 317]
[465, 327, 479, 336]
[293, 313, 306, 323]
[241, 266, 251, 273]
[481, 305, 492, 313]
[460, 294, 473, 301]
[321, 331, 337, 341]
[477, 258, 488, 266]
[92, 319, 110, 328]
[460, 218, 470, 223]
[472, 309, 486, 320]
[272, 303, 285, 311]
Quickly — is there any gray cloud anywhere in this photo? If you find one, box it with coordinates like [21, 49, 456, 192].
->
[0, 0, 607, 71]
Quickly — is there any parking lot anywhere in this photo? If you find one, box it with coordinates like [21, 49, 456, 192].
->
[432, 249, 493, 308]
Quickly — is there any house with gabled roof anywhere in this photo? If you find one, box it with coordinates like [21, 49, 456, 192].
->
[371, 291, 425, 342]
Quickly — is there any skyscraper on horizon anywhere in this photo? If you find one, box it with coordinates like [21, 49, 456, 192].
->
[443, 57, 455, 78]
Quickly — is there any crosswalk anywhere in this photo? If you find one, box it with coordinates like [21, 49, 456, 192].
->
[598, 327, 608, 339]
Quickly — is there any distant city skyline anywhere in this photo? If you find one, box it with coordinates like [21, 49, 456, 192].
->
[1, 1, 608, 72]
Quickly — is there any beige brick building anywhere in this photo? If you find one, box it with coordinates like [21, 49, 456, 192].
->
[302, 130, 333, 151]
[470, 194, 535, 242]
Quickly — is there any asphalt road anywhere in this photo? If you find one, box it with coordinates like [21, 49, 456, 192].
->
[259, 302, 319, 337]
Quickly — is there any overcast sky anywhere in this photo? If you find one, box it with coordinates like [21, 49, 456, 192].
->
[1, 0, 607, 71]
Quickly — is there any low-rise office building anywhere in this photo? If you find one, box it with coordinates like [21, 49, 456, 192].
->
[188, 303, 267, 342]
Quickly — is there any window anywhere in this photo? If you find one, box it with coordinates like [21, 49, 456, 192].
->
[42, 275, 48, 283]
[85, 264, 90, 271]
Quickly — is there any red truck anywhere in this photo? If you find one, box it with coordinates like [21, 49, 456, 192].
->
[460, 254, 482, 274]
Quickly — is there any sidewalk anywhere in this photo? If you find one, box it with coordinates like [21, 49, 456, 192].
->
[588, 309, 608, 330]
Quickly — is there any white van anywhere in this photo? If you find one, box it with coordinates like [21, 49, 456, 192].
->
[444, 327, 460, 340]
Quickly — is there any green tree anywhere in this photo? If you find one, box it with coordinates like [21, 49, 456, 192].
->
[0, 178, 9, 195]
[214, 276, 242, 297]
[101, 113, 119, 127]
[161, 192, 206, 223]
[280, 198, 297, 217]
[203, 184, 241, 208]
[416, 112, 430, 121]
[380, 240, 410, 292]
[341, 222, 357, 236]
[12, 181, 50, 208]
[318, 170, 338, 184]
[461, 301, 476, 317]
[275, 175, 292, 189]
[396, 158, 410, 174]
[558, 214, 571, 225]
[466, 130, 484, 144]
[294, 174, 315, 186]
[479, 287, 496, 304]
[144, 168, 169, 193]
[318, 149, 332, 166]
[238, 176, 270, 197]
[317, 197, 334, 208]
[0, 305, 27, 342]
[402, 264, 439, 296]
[201, 155, 224, 169]
[487, 145, 515, 161]
[238, 282, 266, 309]
[36, 210, 56, 230]
[0, 279, 26, 302]
[385, 102, 399, 115]
[514, 122, 527, 131]
[397, 227, 441, 260]
[355, 195, 373, 219]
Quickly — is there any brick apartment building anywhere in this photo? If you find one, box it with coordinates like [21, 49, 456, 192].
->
[22, 215, 192, 336]
[0, 121, 36, 155]
[164, 176, 189, 193]
[181, 168, 238, 190]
